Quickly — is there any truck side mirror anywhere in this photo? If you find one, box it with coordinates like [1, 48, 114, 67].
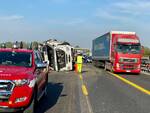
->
[36, 62, 47, 69]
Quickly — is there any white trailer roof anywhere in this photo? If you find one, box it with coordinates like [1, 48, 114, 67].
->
[110, 31, 136, 35]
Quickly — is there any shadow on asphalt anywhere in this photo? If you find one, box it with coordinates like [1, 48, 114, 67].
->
[114, 72, 141, 76]
[36, 82, 64, 113]
[81, 70, 88, 73]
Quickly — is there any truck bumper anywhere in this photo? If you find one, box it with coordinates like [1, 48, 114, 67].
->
[0, 85, 33, 109]
[0, 106, 24, 112]
[114, 68, 141, 74]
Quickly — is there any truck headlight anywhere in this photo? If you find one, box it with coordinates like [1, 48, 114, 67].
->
[28, 79, 36, 88]
[116, 63, 120, 68]
[13, 79, 29, 86]
[137, 64, 141, 69]
[135, 59, 138, 63]
[119, 58, 124, 63]
[15, 97, 27, 103]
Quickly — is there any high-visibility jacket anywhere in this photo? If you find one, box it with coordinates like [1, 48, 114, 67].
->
[77, 55, 83, 64]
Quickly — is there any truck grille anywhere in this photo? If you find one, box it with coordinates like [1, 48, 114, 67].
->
[0, 80, 15, 102]
[0, 92, 11, 102]
[0, 82, 14, 92]
[120, 64, 136, 70]
[120, 58, 138, 63]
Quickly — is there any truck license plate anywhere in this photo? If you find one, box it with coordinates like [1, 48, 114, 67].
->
[126, 70, 131, 72]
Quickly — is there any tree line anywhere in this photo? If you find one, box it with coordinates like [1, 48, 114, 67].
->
[143, 46, 150, 57]
[0, 41, 39, 50]
[0, 42, 150, 57]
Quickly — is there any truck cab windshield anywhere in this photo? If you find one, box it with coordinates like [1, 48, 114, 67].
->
[116, 43, 141, 54]
[0, 51, 32, 67]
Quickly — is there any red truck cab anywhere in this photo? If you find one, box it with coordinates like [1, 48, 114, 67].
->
[111, 31, 142, 73]
[0, 47, 48, 112]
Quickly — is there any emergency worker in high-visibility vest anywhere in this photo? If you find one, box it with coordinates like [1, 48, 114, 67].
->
[77, 53, 83, 73]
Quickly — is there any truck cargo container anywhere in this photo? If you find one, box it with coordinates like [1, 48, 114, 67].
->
[92, 31, 142, 74]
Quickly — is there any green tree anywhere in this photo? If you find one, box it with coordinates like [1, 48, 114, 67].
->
[75, 45, 80, 48]
[32, 41, 39, 50]
[143, 46, 150, 56]
[5, 42, 13, 48]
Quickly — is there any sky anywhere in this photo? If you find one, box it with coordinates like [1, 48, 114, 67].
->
[0, 0, 150, 49]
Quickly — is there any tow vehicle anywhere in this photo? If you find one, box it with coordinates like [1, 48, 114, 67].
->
[0, 44, 48, 112]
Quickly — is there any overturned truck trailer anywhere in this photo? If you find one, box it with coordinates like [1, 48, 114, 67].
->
[41, 39, 74, 71]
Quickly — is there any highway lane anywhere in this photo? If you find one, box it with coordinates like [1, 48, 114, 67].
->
[82, 64, 150, 113]
[35, 64, 150, 113]
[35, 70, 93, 113]
[36, 71, 81, 113]
[119, 73, 150, 91]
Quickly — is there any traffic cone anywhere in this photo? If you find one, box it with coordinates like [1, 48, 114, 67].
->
[75, 64, 78, 73]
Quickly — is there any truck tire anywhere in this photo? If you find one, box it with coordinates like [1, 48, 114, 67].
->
[24, 91, 38, 113]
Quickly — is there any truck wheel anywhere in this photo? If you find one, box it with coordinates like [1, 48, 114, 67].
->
[24, 92, 38, 113]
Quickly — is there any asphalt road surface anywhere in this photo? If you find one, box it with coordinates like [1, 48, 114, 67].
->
[35, 64, 150, 113]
